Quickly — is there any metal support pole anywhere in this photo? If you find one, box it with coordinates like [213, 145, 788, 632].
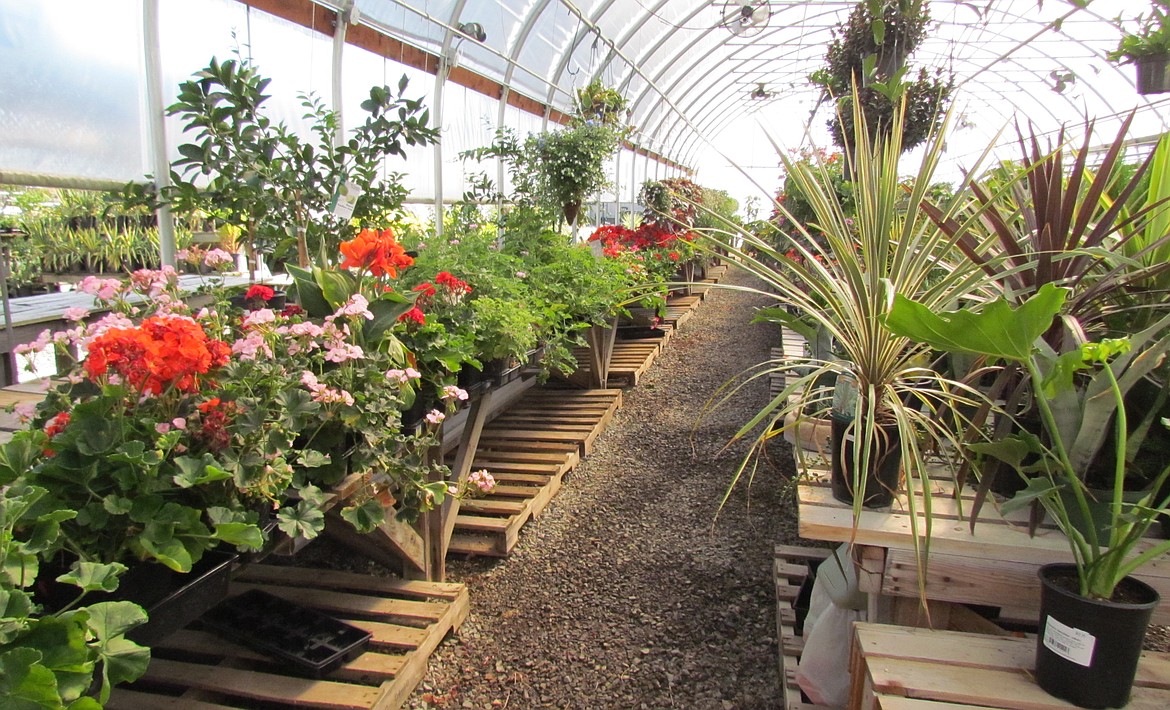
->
[142, 0, 176, 267]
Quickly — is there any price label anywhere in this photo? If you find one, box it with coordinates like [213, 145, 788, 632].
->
[1043, 615, 1096, 667]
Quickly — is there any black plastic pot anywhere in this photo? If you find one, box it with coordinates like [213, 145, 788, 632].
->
[229, 288, 287, 311]
[829, 412, 902, 508]
[1136, 54, 1170, 95]
[1035, 563, 1159, 709]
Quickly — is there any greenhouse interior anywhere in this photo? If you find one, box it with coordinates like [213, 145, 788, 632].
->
[5, 1, 1170, 708]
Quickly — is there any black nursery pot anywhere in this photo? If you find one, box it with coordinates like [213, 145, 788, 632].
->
[1035, 563, 1159, 709]
[829, 412, 902, 508]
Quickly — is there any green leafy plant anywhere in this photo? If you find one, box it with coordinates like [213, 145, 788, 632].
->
[1108, 1, 1170, 63]
[699, 92, 999, 600]
[887, 284, 1170, 600]
[148, 56, 437, 274]
[574, 79, 631, 132]
[0, 480, 151, 708]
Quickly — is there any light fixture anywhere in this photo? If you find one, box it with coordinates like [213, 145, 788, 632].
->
[457, 22, 487, 43]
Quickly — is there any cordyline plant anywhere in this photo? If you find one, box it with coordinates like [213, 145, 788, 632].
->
[697, 91, 1002, 600]
[916, 113, 1170, 523]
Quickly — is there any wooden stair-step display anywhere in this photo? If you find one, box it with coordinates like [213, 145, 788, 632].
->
[774, 544, 840, 710]
[108, 565, 469, 710]
[662, 294, 702, 330]
[447, 388, 623, 557]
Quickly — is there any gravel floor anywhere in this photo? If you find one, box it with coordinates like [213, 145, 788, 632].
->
[405, 267, 800, 709]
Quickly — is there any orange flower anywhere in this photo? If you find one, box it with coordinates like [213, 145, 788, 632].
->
[85, 316, 230, 395]
[339, 228, 414, 278]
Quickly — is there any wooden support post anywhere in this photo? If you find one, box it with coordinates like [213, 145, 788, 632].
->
[422, 387, 496, 581]
[586, 317, 618, 389]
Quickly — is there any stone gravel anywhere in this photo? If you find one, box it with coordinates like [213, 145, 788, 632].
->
[406, 267, 800, 709]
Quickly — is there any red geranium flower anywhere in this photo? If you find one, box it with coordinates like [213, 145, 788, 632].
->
[44, 411, 70, 439]
[85, 315, 230, 395]
[435, 271, 471, 294]
[398, 306, 426, 325]
[413, 282, 436, 298]
[245, 284, 275, 302]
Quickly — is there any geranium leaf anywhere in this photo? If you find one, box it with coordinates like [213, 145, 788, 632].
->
[276, 389, 318, 431]
[84, 601, 147, 641]
[341, 498, 385, 533]
[0, 647, 61, 710]
[136, 532, 193, 573]
[107, 441, 146, 465]
[12, 613, 93, 702]
[212, 522, 264, 549]
[296, 449, 332, 468]
[101, 495, 133, 516]
[172, 455, 231, 488]
[0, 436, 44, 487]
[25, 509, 77, 555]
[56, 562, 127, 594]
[276, 503, 325, 540]
[0, 589, 35, 643]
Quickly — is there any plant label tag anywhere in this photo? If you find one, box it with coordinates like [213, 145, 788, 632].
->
[1043, 615, 1096, 667]
[331, 181, 363, 220]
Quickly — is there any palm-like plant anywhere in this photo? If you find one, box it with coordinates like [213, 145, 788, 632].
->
[702, 93, 1000, 586]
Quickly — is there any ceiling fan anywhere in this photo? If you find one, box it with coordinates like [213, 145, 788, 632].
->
[719, 3, 772, 39]
[750, 83, 772, 100]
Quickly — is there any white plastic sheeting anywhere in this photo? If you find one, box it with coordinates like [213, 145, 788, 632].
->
[2, 1, 1170, 207]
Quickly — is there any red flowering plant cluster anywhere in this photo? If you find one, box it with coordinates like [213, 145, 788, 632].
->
[288, 227, 480, 524]
[587, 222, 694, 316]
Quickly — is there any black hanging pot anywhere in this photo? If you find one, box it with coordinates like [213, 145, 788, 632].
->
[829, 412, 902, 508]
[1135, 54, 1170, 95]
[1035, 563, 1159, 709]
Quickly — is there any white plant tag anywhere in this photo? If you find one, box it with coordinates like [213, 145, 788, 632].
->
[331, 181, 363, 220]
[1043, 615, 1096, 667]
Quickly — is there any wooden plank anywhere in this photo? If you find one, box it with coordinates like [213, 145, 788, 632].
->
[877, 698, 986, 710]
[137, 659, 384, 709]
[234, 565, 465, 600]
[107, 688, 242, 710]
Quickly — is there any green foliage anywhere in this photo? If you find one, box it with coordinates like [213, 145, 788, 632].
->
[574, 79, 631, 133]
[829, 68, 953, 152]
[1108, 1, 1170, 63]
[0, 483, 150, 708]
[527, 123, 620, 214]
[156, 56, 438, 269]
[887, 285, 1170, 600]
[823, 0, 931, 93]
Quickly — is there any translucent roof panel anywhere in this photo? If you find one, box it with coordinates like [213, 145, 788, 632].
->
[0, 0, 145, 184]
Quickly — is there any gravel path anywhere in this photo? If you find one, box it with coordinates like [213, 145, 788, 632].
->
[407, 267, 800, 709]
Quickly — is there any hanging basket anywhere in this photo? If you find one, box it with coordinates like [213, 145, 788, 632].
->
[1135, 54, 1170, 95]
[562, 200, 581, 226]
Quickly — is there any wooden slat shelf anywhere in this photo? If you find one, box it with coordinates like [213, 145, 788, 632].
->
[107, 565, 468, 710]
[446, 387, 622, 557]
[849, 623, 1170, 710]
[774, 544, 841, 710]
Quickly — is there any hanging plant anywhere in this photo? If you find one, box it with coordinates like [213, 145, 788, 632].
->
[575, 79, 632, 132]
[824, 0, 931, 91]
[828, 68, 953, 152]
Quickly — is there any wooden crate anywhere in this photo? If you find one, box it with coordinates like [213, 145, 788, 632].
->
[108, 565, 469, 710]
[447, 388, 623, 557]
[849, 623, 1170, 710]
[774, 544, 841, 710]
[662, 294, 702, 331]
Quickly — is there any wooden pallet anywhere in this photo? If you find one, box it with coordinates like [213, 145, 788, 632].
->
[662, 294, 702, 331]
[446, 388, 623, 557]
[775, 544, 841, 710]
[108, 565, 469, 710]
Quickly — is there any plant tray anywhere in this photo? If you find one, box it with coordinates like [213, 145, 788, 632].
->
[201, 588, 371, 676]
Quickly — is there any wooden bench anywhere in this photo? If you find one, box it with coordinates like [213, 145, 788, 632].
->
[848, 622, 1170, 710]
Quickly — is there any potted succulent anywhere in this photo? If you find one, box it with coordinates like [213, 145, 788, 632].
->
[887, 284, 1170, 709]
[1108, 1, 1170, 95]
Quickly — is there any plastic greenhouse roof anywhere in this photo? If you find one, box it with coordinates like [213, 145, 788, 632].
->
[1, 0, 1168, 204]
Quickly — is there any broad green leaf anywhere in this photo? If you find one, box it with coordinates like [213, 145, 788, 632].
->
[84, 601, 147, 641]
[1000, 477, 1063, 516]
[12, 613, 94, 702]
[967, 434, 1039, 469]
[56, 562, 127, 594]
[25, 509, 77, 555]
[107, 440, 146, 465]
[341, 498, 385, 533]
[365, 298, 414, 343]
[0, 647, 61, 710]
[172, 455, 232, 488]
[276, 389, 319, 431]
[95, 635, 150, 703]
[884, 283, 1069, 362]
[212, 522, 264, 549]
[0, 437, 44, 486]
[136, 532, 194, 573]
[287, 264, 332, 317]
[276, 503, 325, 540]
[316, 268, 360, 309]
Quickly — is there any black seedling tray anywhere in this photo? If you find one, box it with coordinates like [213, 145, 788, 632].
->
[202, 589, 371, 676]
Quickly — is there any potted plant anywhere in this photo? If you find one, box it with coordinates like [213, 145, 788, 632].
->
[886, 284, 1170, 709]
[702, 91, 996, 530]
[1108, 1, 1170, 95]
[824, 0, 931, 88]
[528, 123, 620, 228]
[575, 78, 631, 130]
